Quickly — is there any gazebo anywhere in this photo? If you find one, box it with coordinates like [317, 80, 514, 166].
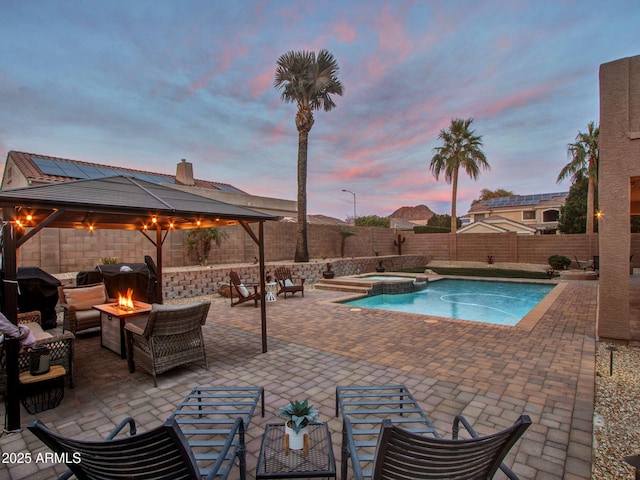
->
[0, 176, 275, 429]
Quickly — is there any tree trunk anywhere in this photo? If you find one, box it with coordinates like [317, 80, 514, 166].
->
[450, 168, 459, 234]
[295, 130, 310, 262]
[586, 176, 595, 234]
[294, 107, 314, 263]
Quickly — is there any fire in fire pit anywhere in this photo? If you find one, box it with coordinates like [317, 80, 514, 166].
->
[117, 288, 135, 312]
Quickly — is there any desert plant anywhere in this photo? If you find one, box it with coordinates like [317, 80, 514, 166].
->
[186, 227, 228, 266]
[100, 257, 118, 264]
[277, 399, 319, 433]
[548, 255, 571, 270]
[338, 227, 355, 258]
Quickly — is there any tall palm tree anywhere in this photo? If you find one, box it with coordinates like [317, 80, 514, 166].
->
[274, 49, 344, 262]
[430, 118, 489, 233]
[557, 121, 599, 234]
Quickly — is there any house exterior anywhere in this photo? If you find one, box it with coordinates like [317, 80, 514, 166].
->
[456, 215, 537, 234]
[598, 54, 640, 341]
[463, 192, 568, 235]
[1, 151, 297, 217]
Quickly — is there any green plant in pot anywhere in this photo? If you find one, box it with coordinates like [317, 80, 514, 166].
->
[278, 399, 319, 450]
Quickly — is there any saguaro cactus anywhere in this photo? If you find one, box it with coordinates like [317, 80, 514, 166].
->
[394, 234, 406, 255]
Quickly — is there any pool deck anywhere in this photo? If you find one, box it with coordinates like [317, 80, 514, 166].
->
[1, 278, 597, 479]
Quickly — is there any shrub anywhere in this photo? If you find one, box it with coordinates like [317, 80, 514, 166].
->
[548, 255, 571, 270]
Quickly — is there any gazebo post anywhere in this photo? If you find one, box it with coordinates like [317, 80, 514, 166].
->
[2, 207, 21, 431]
[258, 220, 267, 353]
[155, 223, 163, 303]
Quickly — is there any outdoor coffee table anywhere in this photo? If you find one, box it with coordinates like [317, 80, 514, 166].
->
[93, 302, 152, 358]
[256, 422, 336, 479]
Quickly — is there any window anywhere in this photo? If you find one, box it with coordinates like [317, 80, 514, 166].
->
[522, 210, 536, 220]
[474, 213, 485, 221]
[543, 210, 560, 222]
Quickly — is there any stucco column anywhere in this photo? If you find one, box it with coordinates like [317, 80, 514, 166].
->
[598, 55, 640, 340]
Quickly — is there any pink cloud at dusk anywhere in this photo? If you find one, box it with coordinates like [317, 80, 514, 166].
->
[1, 0, 637, 221]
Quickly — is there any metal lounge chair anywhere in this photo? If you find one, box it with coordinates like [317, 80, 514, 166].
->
[274, 266, 304, 299]
[229, 270, 260, 307]
[573, 255, 594, 271]
[28, 386, 265, 480]
[336, 385, 530, 480]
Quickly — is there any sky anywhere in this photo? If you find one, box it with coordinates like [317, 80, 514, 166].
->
[1, 1, 638, 221]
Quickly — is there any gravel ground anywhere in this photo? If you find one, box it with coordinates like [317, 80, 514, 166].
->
[594, 342, 640, 478]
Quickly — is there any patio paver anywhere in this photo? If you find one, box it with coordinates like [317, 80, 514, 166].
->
[1, 279, 596, 479]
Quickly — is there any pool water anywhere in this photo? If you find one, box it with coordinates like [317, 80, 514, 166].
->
[344, 278, 555, 326]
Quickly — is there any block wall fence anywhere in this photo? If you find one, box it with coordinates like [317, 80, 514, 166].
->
[17, 222, 640, 283]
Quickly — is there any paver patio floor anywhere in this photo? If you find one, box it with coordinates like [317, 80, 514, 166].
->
[1, 279, 597, 479]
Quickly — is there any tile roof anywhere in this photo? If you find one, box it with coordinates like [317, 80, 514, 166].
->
[5, 151, 246, 194]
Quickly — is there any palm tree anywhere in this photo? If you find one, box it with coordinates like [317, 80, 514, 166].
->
[186, 227, 228, 266]
[274, 49, 344, 262]
[557, 121, 599, 234]
[430, 118, 489, 233]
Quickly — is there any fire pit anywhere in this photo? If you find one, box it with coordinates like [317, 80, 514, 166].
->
[93, 294, 152, 358]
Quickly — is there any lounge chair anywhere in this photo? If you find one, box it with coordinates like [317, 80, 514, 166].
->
[574, 255, 594, 271]
[229, 270, 260, 307]
[28, 386, 265, 480]
[274, 267, 304, 299]
[124, 301, 210, 387]
[336, 384, 530, 480]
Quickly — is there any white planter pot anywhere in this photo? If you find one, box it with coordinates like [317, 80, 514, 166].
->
[285, 423, 308, 450]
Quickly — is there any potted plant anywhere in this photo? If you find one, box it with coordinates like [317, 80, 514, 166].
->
[278, 399, 319, 450]
[323, 263, 335, 279]
[375, 259, 385, 272]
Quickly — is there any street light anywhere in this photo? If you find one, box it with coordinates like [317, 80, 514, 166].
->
[342, 189, 356, 224]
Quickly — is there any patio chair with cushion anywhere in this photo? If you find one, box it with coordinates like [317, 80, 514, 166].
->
[28, 386, 264, 480]
[229, 270, 260, 307]
[274, 266, 304, 299]
[58, 282, 109, 335]
[0, 311, 75, 396]
[336, 384, 530, 480]
[124, 301, 210, 386]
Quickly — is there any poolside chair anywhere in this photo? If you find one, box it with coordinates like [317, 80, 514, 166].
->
[229, 270, 260, 307]
[574, 255, 594, 271]
[274, 266, 304, 299]
[336, 385, 530, 480]
[28, 386, 264, 480]
[124, 301, 210, 387]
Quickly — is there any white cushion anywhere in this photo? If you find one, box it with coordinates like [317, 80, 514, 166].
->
[24, 322, 51, 342]
[63, 284, 107, 310]
[237, 284, 250, 298]
[284, 279, 294, 287]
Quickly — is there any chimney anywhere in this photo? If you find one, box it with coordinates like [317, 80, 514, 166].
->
[176, 158, 195, 186]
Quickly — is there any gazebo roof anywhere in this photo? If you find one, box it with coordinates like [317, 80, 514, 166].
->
[0, 175, 275, 230]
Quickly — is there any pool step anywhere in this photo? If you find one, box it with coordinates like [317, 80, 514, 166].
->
[314, 278, 372, 294]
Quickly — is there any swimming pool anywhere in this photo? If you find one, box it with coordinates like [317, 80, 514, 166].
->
[343, 278, 555, 326]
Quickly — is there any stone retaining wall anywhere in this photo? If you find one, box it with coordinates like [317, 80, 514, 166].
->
[56, 255, 430, 300]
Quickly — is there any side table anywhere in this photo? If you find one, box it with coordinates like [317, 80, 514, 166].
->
[265, 282, 277, 302]
[256, 422, 336, 479]
[19, 365, 66, 414]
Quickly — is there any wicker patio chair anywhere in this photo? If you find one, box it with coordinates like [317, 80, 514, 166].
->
[58, 282, 109, 334]
[274, 266, 304, 299]
[124, 301, 210, 387]
[0, 311, 74, 396]
[229, 270, 260, 307]
[336, 385, 530, 480]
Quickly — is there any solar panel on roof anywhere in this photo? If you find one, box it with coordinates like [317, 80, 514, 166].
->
[485, 192, 568, 208]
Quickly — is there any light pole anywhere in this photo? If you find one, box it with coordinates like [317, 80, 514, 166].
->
[342, 189, 356, 224]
